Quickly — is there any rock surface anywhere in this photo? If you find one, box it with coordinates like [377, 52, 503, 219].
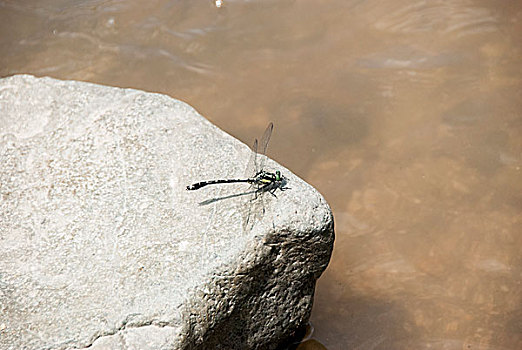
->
[0, 75, 334, 350]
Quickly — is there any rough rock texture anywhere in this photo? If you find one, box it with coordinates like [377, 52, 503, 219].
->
[0, 75, 334, 350]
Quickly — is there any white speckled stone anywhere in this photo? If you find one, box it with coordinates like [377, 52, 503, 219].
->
[0, 75, 334, 350]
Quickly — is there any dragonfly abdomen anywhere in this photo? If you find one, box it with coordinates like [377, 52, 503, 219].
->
[186, 178, 252, 191]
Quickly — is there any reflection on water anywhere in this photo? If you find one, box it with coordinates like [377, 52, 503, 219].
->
[1, 0, 520, 349]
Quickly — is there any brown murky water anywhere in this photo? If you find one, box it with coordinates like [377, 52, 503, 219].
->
[1, 1, 521, 349]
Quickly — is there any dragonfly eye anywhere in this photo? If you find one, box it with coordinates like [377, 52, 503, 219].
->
[276, 170, 281, 181]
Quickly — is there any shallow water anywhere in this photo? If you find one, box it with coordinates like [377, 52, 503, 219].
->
[1, 1, 521, 349]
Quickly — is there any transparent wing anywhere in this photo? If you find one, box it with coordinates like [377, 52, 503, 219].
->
[255, 122, 273, 175]
[242, 183, 267, 234]
[259, 122, 273, 157]
[242, 123, 273, 233]
[245, 138, 258, 178]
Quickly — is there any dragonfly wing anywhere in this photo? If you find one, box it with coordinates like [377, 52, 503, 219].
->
[242, 187, 265, 233]
[259, 122, 273, 157]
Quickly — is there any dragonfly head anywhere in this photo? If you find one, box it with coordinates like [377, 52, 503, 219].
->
[275, 170, 281, 181]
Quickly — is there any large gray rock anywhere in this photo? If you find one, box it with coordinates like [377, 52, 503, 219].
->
[0, 75, 334, 350]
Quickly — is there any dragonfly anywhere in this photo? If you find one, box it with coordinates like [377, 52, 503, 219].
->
[186, 122, 286, 197]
